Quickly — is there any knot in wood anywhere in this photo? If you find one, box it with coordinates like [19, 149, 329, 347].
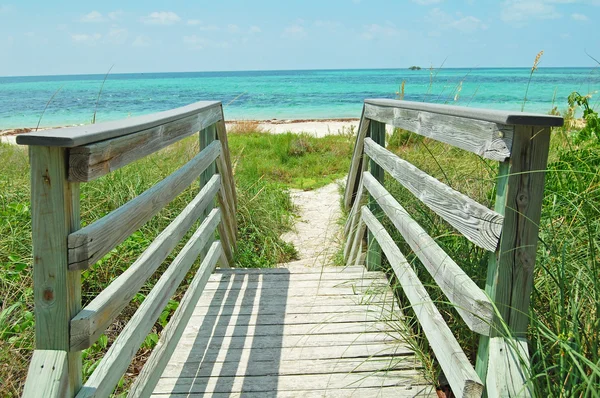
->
[43, 287, 54, 302]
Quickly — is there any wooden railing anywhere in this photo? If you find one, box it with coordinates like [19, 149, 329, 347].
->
[17, 101, 237, 397]
[343, 99, 563, 398]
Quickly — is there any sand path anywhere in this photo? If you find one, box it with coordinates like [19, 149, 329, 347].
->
[280, 182, 343, 268]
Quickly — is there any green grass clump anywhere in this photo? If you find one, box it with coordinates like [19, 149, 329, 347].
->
[228, 132, 353, 191]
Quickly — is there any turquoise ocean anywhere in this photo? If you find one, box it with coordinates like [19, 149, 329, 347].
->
[0, 68, 598, 129]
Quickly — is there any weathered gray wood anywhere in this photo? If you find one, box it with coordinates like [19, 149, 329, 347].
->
[77, 219, 220, 398]
[366, 120, 385, 271]
[217, 183, 237, 253]
[365, 102, 514, 161]
[343, 175, 365, 262]
[364, 99, 563, 127]
[17, 101, 222, 147]
[343, 106, 370, 210]
[363, 172, 494, 335]
[362, 206, 483, 397]
[364, 137, 503, 252]
[217, 217, 235, 265]
[68, 106, 222, 182]
[22, 350, 69, 398]
[127, 242, 222, 398]
[215, 116, 238, 210]
[153, 370, 428, 395]
[29, 146, 81, 396]
[202, 277, 388, 291]
[486, 337, 532, 398]
[217, 155, 238, 242]
[477, 126, 551, 393]
[347, 218, 366, 268]
[67, 140, 221, 270]
[69, 185, 220, 351]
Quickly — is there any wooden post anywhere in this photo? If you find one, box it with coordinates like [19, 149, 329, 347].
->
[199, 124, 217, 256]
[30, 146, 81, 396]
[475, 125, 551, 393]
[365, 120, 385, 271]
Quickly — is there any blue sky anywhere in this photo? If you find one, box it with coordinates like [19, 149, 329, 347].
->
[0, 0, 599, 76]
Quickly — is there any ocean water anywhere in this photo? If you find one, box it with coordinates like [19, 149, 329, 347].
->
[0, 68, 598, 129]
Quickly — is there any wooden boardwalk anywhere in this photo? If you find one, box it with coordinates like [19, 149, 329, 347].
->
[152, 263, 435, 397]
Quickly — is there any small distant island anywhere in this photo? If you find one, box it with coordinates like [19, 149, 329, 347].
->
[408, 66, 422, 70]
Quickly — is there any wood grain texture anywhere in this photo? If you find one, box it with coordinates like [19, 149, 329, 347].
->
[29, 146, 82, 396]
[486, 337, 532, 398]
[22, 350, 69, 398]
[67, 140, 221, 270]
[215, 116, 238, 210]
[127, 242, 222, 398]
[488, 126, 551, 336]
[363, 172, 494, 335]
[17, 101, 222, 147]
[362, 206, 483, 398]
[69, 184, 220, 351]
[366, 120, 385, 271]
[68, 106, 221, 182]
[364, 103, 514, 161]
[150, 266, 433, 397]
[343, 105, 370, 210]
[343, 177, 365, 261]
[77, 215, 221, 398]
[364, 99, 563, 128]
[364, 137, 503, 252]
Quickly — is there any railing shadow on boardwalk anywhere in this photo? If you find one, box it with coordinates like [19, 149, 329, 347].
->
[171, 269, 289, 396]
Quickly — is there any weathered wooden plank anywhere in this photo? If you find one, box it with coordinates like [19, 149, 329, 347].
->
[68, 106, 222, 182]
[217, 217, 235, 265]
[366, 120, 385, 271]
[17, 101, 222, 147]
[186, 310, 387, 326]
[22, 350, 69, 398]
[486, 337, 532, 398]
[69, 189, 220, 351]
[364, 137, 503, 251]
[362, 206, 483, 398]
[68, 141, 221, 270]
[162, 356, 420, 378]
[29, 146, 81, 396]
[202, 277, 389, 291]
[127, 242, 222, 398]
[364, 99, 564, 127]
[151, 386, 436, 398]
[347, 219, 366, 268]
[78, 223, 221, 398]
[364, 102, 514, 161]
[153, 370, 428, 394]
[363, 172, 494, 335]
[343, 106, 370, 210]
[207, 270, 383, 282]
[216, 141, 238, 238]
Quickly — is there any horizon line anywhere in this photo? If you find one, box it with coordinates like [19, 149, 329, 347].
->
[1, 65, 597, 79]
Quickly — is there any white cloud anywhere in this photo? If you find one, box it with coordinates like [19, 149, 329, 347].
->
[412, 0, 444, 4]
[227, 24, 240, 33]
[361, 22, 401, 40]
[314, 20, 343, 30]
[249, 25, 262, 33]
[71, 33, 102, 44]
[571, 12, 589, 20]
[428, 8, 488, 32]
[282, 23, 307, 39]
[187, 19, 201, 25]
[142, 11, 181, 25]
[108, 10, 123, 21]
[132, 35, 151, 47]
[81, 11, 105, 23]
[501, 1, 562, 23]
[107, 27, 128, 44]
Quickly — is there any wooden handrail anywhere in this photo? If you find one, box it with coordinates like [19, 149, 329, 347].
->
[20, 101, 238, 397]
[344, 99, 563, 397]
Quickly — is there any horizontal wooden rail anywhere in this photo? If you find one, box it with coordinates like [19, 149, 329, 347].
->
[362, 171, 494, 335]
[361, 206, 483, 397]
[17, 101, 222, 147]
[77, 218, 223, 397]
[70, 181, 220, 350]
[67, 140, 221, 270]
[68, 106, 222, 182]
[128, 241, 223, 398]
[364, 137, 503, 252]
